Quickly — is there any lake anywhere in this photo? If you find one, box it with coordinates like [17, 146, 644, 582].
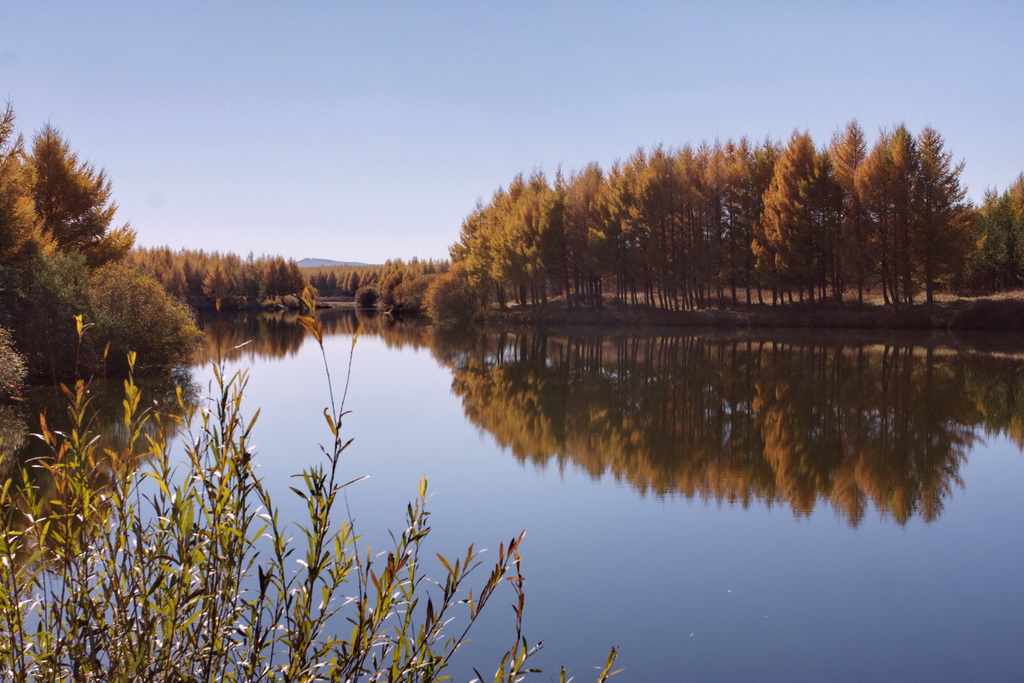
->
[8, 309, 1024, 681]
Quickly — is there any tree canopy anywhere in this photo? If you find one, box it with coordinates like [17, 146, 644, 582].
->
[0, 105, 200, 380]
[31, 124, 135, 267]
[448, 122, 988, 313]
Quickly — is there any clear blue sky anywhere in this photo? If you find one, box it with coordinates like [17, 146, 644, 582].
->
[2, 1, 1022, 264]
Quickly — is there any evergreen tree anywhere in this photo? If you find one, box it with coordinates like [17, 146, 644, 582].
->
[675, 144, 708, 309]
[0, 104, 46, 265]
[743, 138, 779, 305]
[701, 141, 728, 305]
[809, 148, 843, 303]
[31, 124, 135, 267]
[964, 174, 1023, 292]
[856, 127, 918, 306]
[203, 260, 232, 302]
[757, 131, 819, 302]
[886, 125, 918, 305]
[563, 163, 605, 308]
[830, 121, 870, 303]
[913, 126, 973, 304]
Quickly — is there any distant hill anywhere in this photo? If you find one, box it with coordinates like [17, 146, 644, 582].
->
[298, 258, 371, 268]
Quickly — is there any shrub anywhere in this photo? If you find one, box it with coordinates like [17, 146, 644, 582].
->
[424, 263, 481, 325]
[0, 370, 523, 680]
[17, 251, 93, 381]
[0, 326, 26, 398]
[391, 273, 435, 315]
[5, 252, 202, 381]
[89, 262, 203, 373]
[354, 284, 378, 309]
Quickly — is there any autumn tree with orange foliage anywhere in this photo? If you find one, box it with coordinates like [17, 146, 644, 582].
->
[0, 105, 200, 380]
[445, 122, 993, 317]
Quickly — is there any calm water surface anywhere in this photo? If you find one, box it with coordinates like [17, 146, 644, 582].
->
[7, 309, 1023, 681]
[192, 310, 1024, 681]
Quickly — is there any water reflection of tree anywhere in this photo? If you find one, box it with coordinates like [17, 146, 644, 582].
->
[194, 309, 432, 364]
[120, 309, 1023, 527]
[0, 373, 199, 570]
[431, 332, 1007, 526]
[963, 353, 1024, 449]
[0, 403, 28, 480]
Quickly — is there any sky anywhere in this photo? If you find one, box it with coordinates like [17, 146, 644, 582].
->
[2, 1, 1023, 264]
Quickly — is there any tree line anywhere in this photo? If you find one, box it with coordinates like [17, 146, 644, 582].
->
[306, 258, 448, 314]
[969, 175, 1024, 291]
[304, 264, 380, 298]
[125, 250, 449, 314]
[126, 247, 306, 310]
[0, 104, 200, 382]
[438, 122, 1022, 317]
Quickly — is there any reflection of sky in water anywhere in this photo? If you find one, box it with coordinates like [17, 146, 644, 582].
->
[10, 313, 1013, 680]
[182, 318, 1024, 681]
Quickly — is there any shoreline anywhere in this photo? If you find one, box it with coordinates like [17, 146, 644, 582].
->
[478, 296, 1024, 331]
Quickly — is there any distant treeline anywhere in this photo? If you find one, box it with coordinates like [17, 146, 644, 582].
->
[304, 264, 380, 298]
[305, 258, 448, 313]
[127, 247, 306, 310]
[126, 248, 450, 315]
[438, 122, 1024, 318]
